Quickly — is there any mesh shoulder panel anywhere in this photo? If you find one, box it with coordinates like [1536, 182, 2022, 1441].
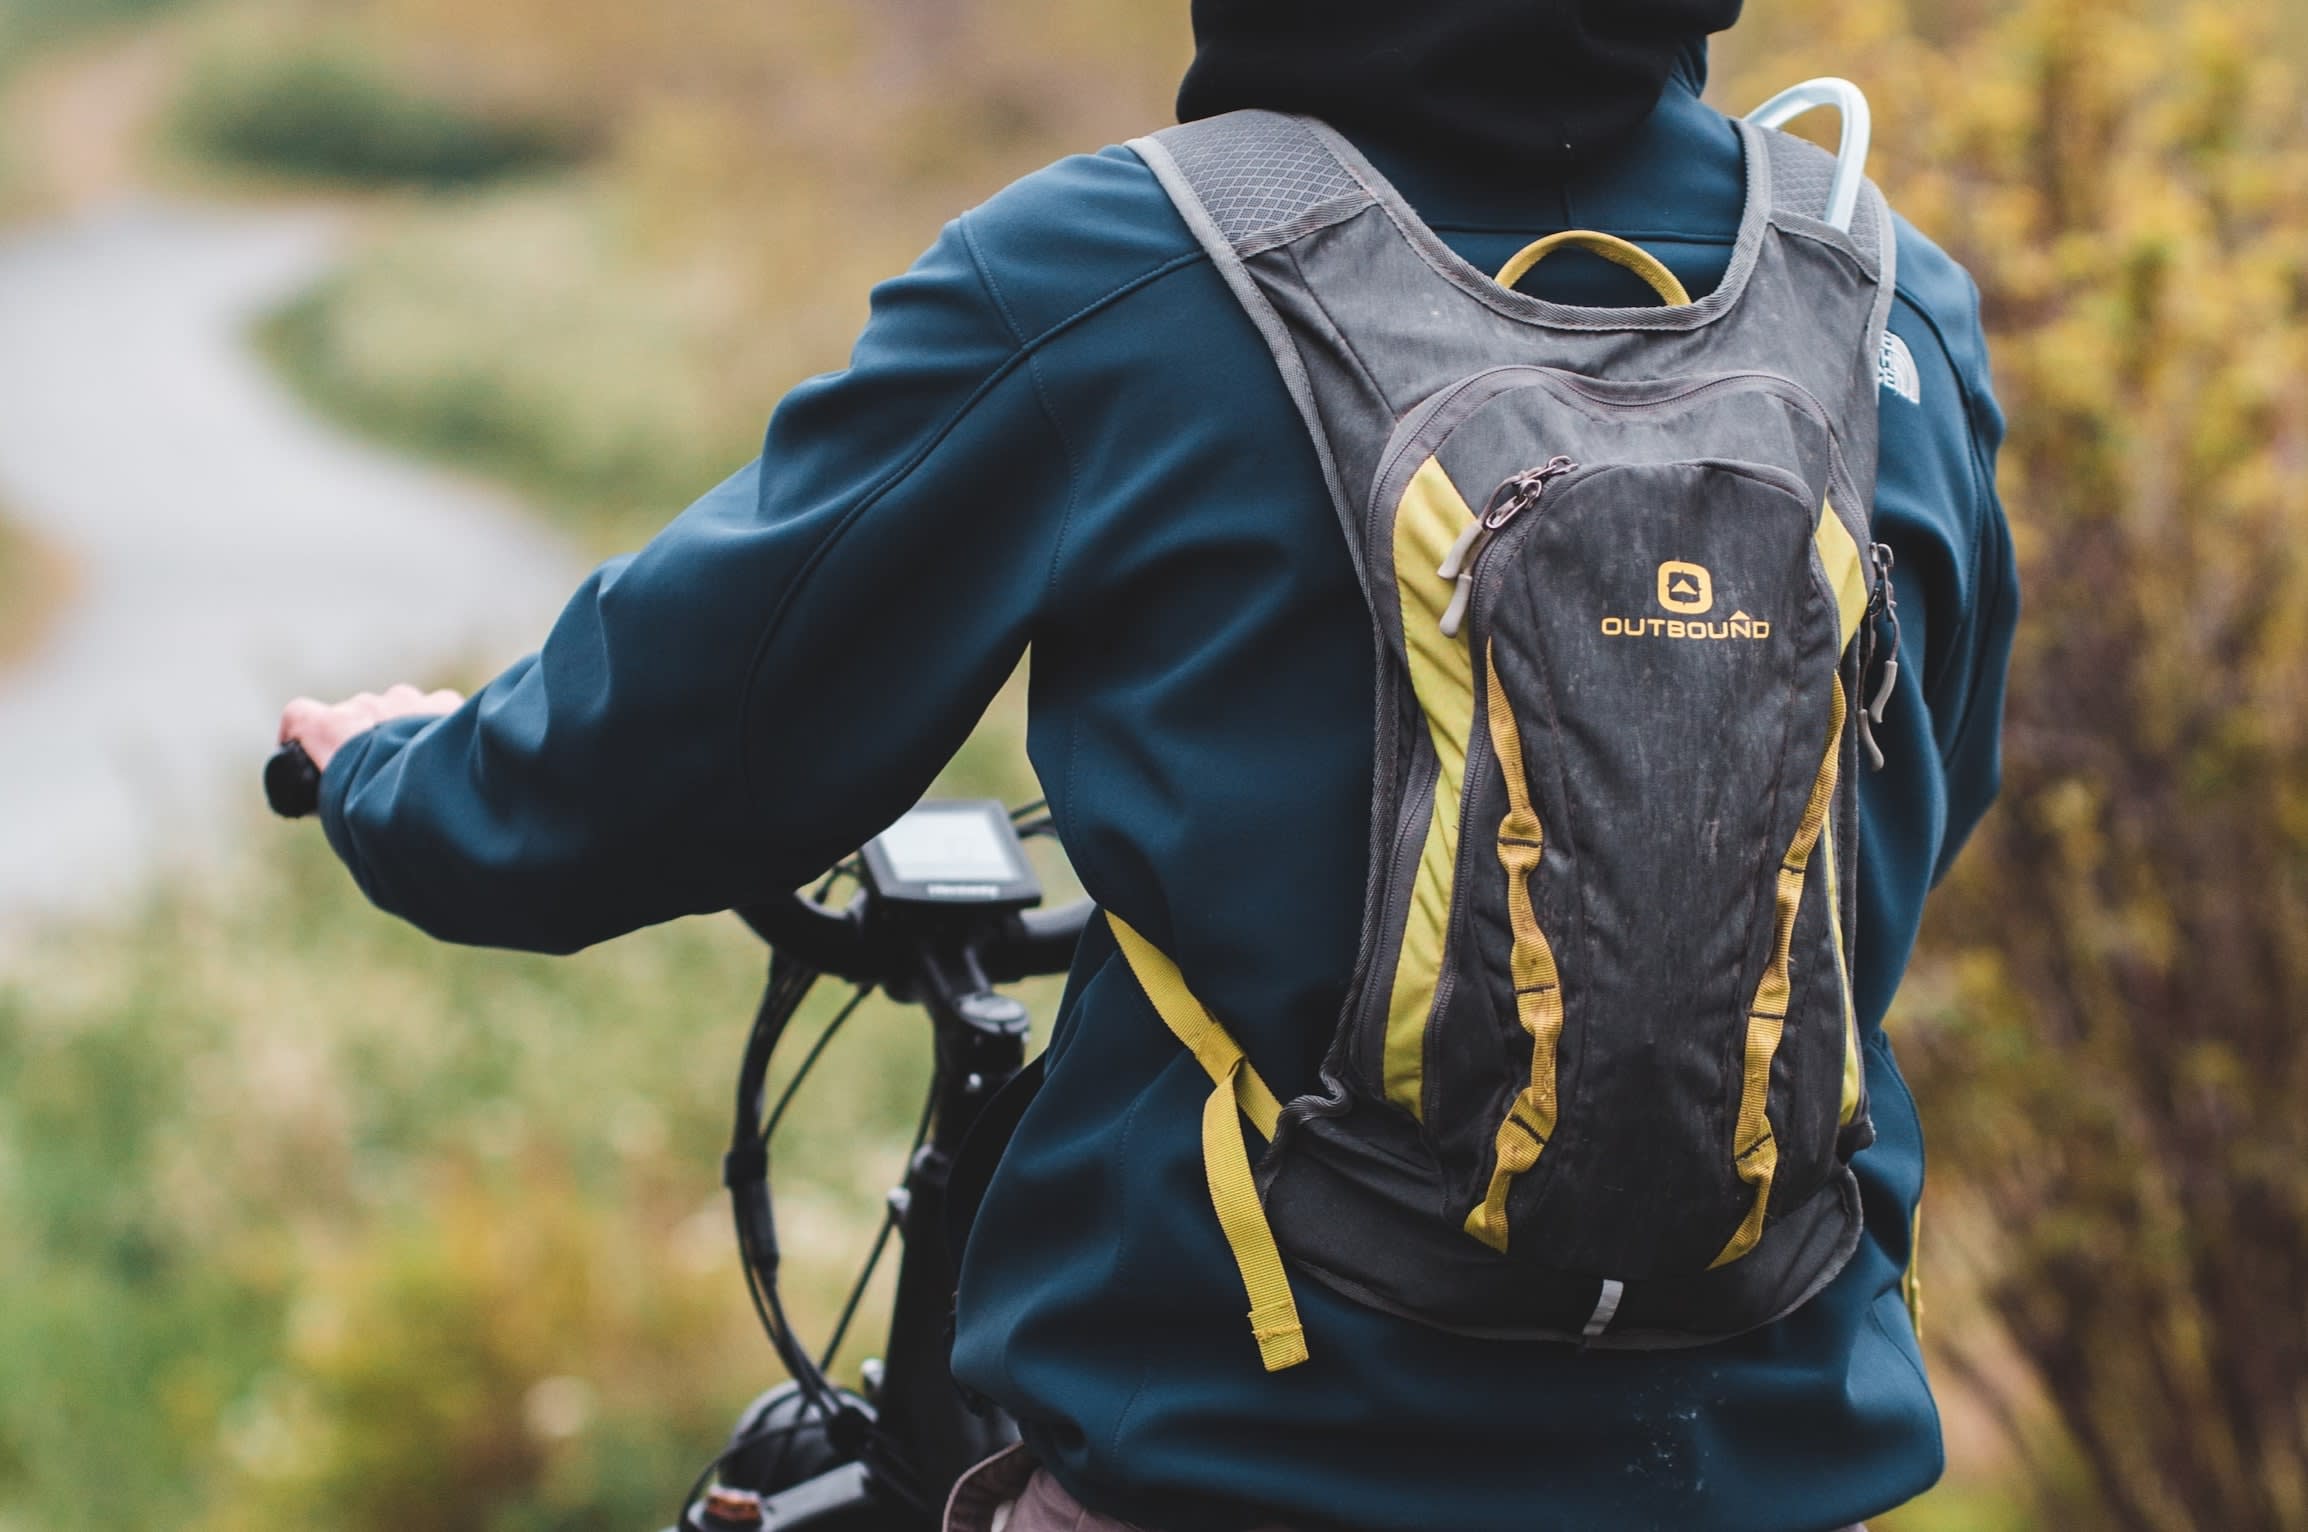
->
[1763, 129, 1883, 274]
[1154, 112, 1367, 248]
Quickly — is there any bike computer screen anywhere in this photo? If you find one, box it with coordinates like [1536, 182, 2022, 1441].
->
[861, 800, 1041, 910]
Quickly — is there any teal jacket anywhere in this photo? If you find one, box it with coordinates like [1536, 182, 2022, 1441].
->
[323, 58, 2016, 1532]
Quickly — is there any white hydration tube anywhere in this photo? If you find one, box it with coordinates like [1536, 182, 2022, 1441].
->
[1746, 77, 1872, 233]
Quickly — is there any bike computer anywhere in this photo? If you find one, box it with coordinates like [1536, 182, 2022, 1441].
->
[861, 800, 1041, 911]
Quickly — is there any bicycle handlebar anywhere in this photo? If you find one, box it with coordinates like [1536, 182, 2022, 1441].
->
[268, 743, 1092, 981]
[736, 893, 1093, 984]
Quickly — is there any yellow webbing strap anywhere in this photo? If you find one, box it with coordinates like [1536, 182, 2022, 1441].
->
[1713, 679, 1849, 1269]
[1494, 231, 1693, 306]
[1106, 913, 1308, 1371]
[1463, 645, 1568, 1253]
[1903, 1203, 1925, 1339]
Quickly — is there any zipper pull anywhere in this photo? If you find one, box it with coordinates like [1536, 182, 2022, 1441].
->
[1439, 457, 1576, 639]
[1857, 543, 1901, 771]
[1436, 519, 1489, 638]
[1483, 455, 1578, 531]
[1437, 518, 1487, 582]
[1440, 569, 1478, 637]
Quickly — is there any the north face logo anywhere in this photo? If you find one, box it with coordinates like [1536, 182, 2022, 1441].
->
[1879, 332, 1922, 405]
[1656, 561, 1714, 615]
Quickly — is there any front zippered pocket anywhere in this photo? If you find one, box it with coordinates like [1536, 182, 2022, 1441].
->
[1364, 365, 1863, 568]
[1417, 462, 1613, 1062]
[1431, 453, 1859, 1272]
[1352, 367, 1871, 1151]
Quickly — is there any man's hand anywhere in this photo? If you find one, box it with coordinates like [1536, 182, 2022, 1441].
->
[279, 685, 465, 773]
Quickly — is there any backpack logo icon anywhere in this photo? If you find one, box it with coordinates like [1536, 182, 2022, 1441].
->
[1657, 561, 1714, 615]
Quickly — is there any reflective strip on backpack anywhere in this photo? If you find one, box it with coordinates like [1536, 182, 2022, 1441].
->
[1712, 678, 1849, 1269]
[1380, 456, 1482, 1121]
[1106, 913, 1309, 1371]
[1463, 643, 1567, 1253]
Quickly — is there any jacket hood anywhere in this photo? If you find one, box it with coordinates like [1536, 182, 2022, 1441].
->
[1177, 0, 1743, 172]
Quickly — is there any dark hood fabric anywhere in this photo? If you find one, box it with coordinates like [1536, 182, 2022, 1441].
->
[1178, 0, 1743, 172]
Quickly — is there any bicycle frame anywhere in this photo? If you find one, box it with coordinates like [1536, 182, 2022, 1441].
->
[674, 870, 1089, 1531]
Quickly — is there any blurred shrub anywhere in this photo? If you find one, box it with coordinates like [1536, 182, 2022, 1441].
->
[0, 0, 184, 57]
[257, 186, 747, 550]
[1731, 1, 2308, 1527]
[0, 682, 1043, 1530]
[0, 835, 767, 1530]
[172, 32, 577, 188]
[236, 0, 1188, 551]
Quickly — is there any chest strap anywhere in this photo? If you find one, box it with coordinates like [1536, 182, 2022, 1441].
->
[1107, 913, 1309, 1371]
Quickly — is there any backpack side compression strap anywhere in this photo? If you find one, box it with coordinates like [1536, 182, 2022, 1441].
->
[1106, 913, 1309, 1371]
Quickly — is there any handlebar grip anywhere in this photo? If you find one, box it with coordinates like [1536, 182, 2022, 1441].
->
[265, 742, 322, 819]
[982, 899, 1097, 982]
[736, 893, 874, 981]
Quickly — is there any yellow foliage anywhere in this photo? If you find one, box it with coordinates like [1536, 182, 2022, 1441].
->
[1734, 4, 2308, 1528]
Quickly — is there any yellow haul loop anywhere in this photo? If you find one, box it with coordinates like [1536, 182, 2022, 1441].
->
[1494, 230, 1694, 305]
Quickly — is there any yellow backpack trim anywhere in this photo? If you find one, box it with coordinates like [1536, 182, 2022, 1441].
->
[1712, 678, 1848, 1269]
[1107, 913, 1309, 1371]
[1462, 643, 1568, 1253]
[1813, 500, 1869, 649]
[1813, 497, 1867, 1126]
[1380, 456, 1483, 1121]
[1903, 1202, 1925, 1338]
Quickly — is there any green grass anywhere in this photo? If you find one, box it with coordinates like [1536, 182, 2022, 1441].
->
[0, 686, 1053, 1531]
[0, 0, 183, 55]
[170, 31, 577, 190]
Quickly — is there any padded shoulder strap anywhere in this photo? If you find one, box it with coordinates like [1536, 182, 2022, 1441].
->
[1755, 123, 1899, 536]
[1131, 112, 1376, 584]
[1760, 127, 1895, 288]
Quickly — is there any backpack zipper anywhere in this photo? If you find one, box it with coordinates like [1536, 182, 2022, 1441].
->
[1437, 456, 1577, 638]
[1366, 365, 1871, 587]
[1857, 541, 1902, 770]
[1350, 366, 1887, 1120]
[1419, 462, 1612, 1095]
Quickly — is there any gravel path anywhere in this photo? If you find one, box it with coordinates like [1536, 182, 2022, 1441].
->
[0, 198, 585, 928]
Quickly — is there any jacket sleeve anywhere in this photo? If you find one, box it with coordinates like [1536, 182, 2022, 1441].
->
[319, 214, 1072, 954]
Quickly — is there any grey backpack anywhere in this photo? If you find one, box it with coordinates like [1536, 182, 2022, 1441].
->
[1108, 109, 1898, 1369]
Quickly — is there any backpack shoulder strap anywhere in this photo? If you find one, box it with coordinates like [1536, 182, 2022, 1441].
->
[1130, 111, 1379, 584]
